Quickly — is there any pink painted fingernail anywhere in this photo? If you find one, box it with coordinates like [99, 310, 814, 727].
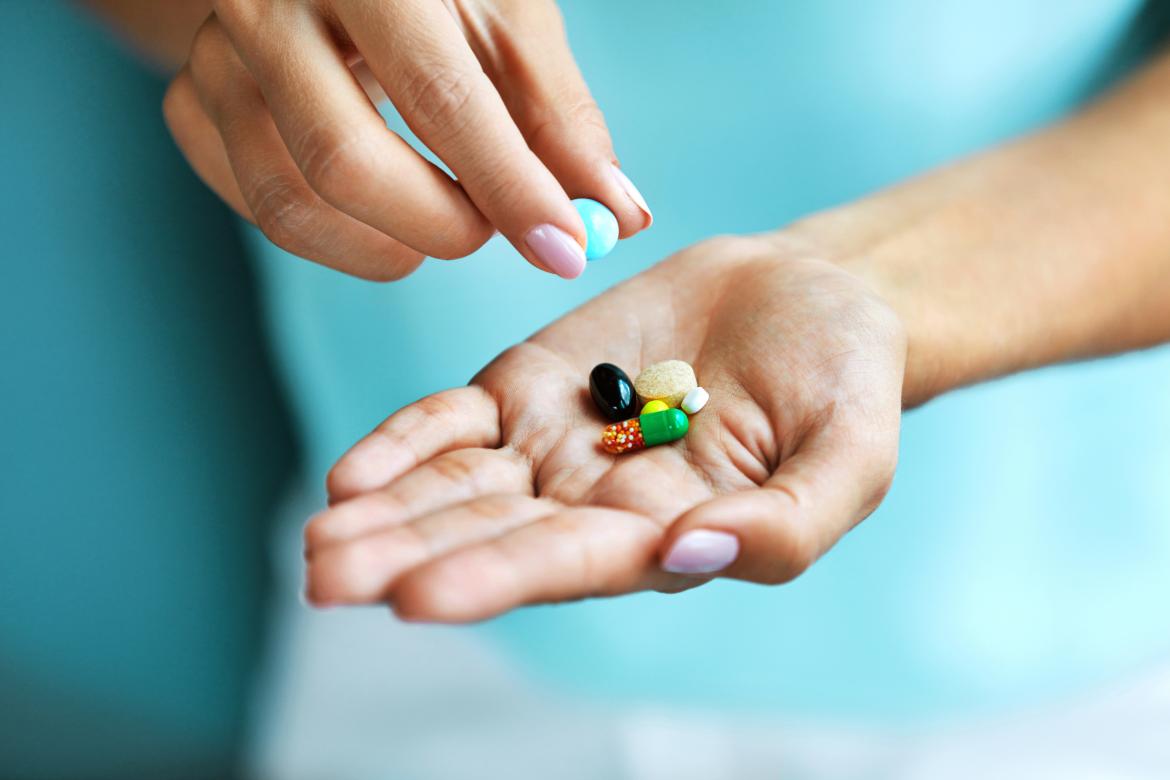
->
[662, 530, 739, 574]
[610, 164, 653, 228]
[524, 224, 586, 279]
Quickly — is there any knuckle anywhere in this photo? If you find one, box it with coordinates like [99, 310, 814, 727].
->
[324, 459, 359, 503]
[246, 173, 318, 253]
[188, 17, 230, 77]
[466, 162, 536, 225]
[429, 454, 477, 486]
[751, 490, 819, 585]
[563, 96, 609, 137]
[383, 523, 430, 566]
[527, 95, 609, 154]
[864, 449, 899, 513]
[767, 525, 817, 584]
[425, 218, 491, 260]
[294, 124, 375, 206]
[475, 166, 520, 209]
[399, 66, 478, 140]
[302, 512, 334, 552]
[468, 494, 525, 522]
[210, 0, 256, 30]
[412, 392, 460, 428]
[787, 531, 819, 579]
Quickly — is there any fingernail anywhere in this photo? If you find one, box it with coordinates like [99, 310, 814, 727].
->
[610, 164, 653, 228]
[524, 224, 586, 279]
[662, 530, 739, 574]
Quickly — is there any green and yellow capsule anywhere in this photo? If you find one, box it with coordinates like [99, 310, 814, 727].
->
[601, 409, 689, 455]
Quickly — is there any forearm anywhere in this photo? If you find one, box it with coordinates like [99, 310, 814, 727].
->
[80, 0, 211, 72]
[798, 50, 1170, 407]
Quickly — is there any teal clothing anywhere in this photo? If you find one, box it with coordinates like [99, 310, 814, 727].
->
[1, 4, 295, 776]
[251, 0, 1170, 719]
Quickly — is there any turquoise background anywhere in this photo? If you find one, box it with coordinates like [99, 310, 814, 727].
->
[249, 0, 1170, 719]
[1, 3, 295, 777]
[4, 0, 1170, 776]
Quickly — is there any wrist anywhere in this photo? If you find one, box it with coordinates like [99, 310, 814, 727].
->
[776, 208, 967, 409]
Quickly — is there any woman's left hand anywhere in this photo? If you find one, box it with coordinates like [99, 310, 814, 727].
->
[303, 232, 906, 621]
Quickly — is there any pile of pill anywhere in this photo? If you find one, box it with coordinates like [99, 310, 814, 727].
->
[590, 360, 709, 454]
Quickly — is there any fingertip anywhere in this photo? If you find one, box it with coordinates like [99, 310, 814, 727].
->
[662, 489, 815, 585]
[609, 163, 653, 234]
[304, 497, 388, 552]
[326, 439, 406, 502]
[303, 510, 331, 554]
[523, 222, 587, 279]
[305, 537, 391, 605]
[552, 161, 651, 242]
[302, 565, 336, 609]
[661, 528, 740, 575]
[391, 560, 489, 623]
[302, 588, 332, 609]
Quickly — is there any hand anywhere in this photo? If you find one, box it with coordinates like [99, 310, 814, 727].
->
[163, 0, 652, 280]
[304, 233, 906, 621]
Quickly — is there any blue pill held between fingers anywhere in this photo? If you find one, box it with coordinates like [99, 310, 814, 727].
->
[572, 198, 619, 260]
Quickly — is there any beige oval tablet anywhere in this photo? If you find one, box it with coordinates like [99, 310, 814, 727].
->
[634, 360, 697, 408]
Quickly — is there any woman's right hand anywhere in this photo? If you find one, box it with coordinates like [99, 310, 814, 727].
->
[163, 0, 652, 280]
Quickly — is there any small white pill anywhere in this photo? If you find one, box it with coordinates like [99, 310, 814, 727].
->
[681, 386, 709, 414]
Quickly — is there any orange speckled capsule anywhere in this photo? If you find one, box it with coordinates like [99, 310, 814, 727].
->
[601, 409, 689, 454]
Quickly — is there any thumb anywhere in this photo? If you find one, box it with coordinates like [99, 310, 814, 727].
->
[467, 0, 654, 237]
[658, 425, 897, 584]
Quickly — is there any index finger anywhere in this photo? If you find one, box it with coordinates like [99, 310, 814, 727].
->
[326, 386, 501, 503]
[332, 0, 589, 279]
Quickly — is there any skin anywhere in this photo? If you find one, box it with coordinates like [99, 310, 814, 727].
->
[87, 4, 1170, 621]
[305, 50, 1170, 622]
[309, 237, 904, 618]
[87, 0, 651, 279]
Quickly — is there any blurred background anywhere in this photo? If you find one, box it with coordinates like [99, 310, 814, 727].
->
[3, 1, 1170, 778]
[1, 3, 296, 776]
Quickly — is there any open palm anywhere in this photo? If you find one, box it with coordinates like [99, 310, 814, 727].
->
[305, 234, 905, 621]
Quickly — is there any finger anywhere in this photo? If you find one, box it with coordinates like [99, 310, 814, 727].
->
[326, 386, 501, 503]
[658, 418, 899, 584]
[333, 1, 589, 279]
[467, 0, 653, 235]
[213, 3, 492, 260]
[163, 67, 251, 219]
[306, 494, 556, 605]
[391, 507, 674, 623]
[308, 447, 531, 550]
[187, 16, 424, 280]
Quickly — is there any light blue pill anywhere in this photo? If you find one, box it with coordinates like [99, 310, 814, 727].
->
[572, 198, 619, 260]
